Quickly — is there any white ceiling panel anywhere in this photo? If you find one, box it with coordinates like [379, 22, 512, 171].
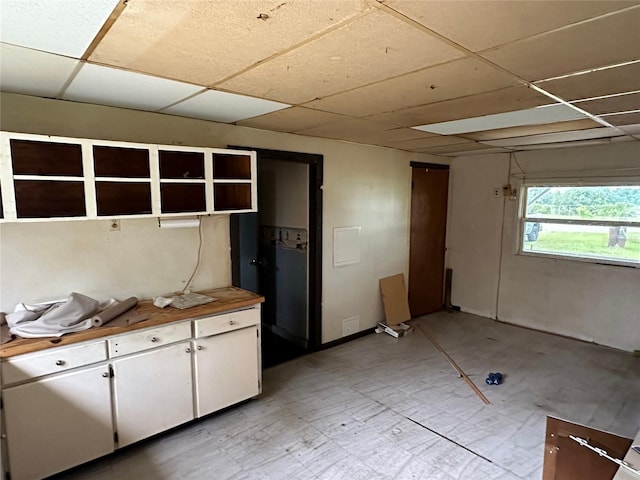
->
[413, 104, 588, 134]
[63, 63, 203, 111]
[162, 90, 290, 123]
[481, 126, 626, 147]
[0, 43, 79, 97]
[0, 0, 119, 58]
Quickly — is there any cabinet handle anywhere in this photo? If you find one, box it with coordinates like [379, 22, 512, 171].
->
[185, 348, 191, 353]
[102, 372, 109, 378]
[55, 360, 65, 366]
[151, 337, 159, 342]
[197, 345, 203, 350]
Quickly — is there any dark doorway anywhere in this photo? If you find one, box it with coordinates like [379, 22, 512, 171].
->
[229, 147, 322, 368]
[408, 162, 450, 317]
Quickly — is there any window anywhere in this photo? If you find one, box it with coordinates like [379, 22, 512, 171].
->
[519, 184, 640, 267]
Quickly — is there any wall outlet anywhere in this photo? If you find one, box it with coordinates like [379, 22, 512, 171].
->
[493, 188, 501, 197]
[342, 316, 360, 337]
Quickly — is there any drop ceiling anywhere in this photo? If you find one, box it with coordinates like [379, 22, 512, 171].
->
[1, 0, 639, 156]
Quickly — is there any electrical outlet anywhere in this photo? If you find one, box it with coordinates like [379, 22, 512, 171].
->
[493, 188, 501, 197]
[109, 220, 120, 231]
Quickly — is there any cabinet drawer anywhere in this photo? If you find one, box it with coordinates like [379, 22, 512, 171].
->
[109, 321, 191, 358]
[1, 341, 107, 385]
[194, 308, 259, 338]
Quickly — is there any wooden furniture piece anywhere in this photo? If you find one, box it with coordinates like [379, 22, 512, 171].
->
[0, 132, 257, 222]
[0, 288, 263, 480]
[543, 416, 634, 480]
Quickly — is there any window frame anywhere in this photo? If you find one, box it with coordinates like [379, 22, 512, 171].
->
[517, 180, 640, 268]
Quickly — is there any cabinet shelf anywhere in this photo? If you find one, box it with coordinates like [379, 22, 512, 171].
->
[10, 139, 83, 177]
[0, 132, 257, 221]
[160, 183, 207, 214]
[213, 153, 251, 180]
[159, 150, 205, 179]
[93, 145, 150, 178]
[15, 180, 86, 219]
[214, 183, 252, 211]
[96, 182, 152, 217]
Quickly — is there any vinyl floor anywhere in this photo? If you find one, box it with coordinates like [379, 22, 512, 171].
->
[55, 311, 640, 480]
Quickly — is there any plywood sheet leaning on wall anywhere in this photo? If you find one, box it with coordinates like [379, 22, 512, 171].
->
[379, 274, 412, 326]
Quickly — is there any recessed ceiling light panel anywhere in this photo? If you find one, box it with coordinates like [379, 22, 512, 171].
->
[162, 90, 290, 124]
[412, 104, 589, 135]
[0, 43, 79, 97]
[0, 0, 119, 58]
[63, 64, 203, 111]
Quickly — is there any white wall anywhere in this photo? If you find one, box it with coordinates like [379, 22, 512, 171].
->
[259, 159, 308, 228]
[447, 142, 640, 352]
[0, 93, 445, 344]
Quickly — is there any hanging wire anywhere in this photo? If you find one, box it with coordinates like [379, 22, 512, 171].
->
[181, 216, 204, 294]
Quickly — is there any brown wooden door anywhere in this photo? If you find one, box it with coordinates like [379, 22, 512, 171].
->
[408, 165, 449, 317]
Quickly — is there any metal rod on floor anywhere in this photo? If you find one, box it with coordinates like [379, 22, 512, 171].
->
[415, 323, 491, 405]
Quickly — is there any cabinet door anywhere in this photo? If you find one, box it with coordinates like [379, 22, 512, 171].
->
[112, 342, 193, 447]
[3, 365, 113, 480]
[194, 326, 260, 417]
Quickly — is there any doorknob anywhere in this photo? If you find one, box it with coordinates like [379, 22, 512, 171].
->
[249, 258, 264, 266]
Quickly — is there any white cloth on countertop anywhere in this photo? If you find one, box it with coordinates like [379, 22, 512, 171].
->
[7, 292, 101, 338]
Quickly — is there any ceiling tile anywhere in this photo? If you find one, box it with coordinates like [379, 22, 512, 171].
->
[371, 127, 437, 144]
[481, 7, 640, 81]
[217, 10, 464, 104]
[236, 107, 347, 133]
[293, 117, 409, 144]
[618, 124, 640, 135]
[90, 0, 370, 86]
[441, 146, 511, 157]
[163, 90, 290, 123]
[383, 0, 635, 51]
[481, 127, 626, 147]
[386, 135, 472, 150]
[413, 104, 588, 135]
[0, 0, 119, 58]
[536, 62, 640, 101]
[63, 63, 203, 111]
[509, 135, 637, 150]
[573, 92, 640, 115]
[461, 119, 600, 141]
[303, 58, 518, 117]
[0, 44, 79, 97]
[368, 86, 550, 127]
[414, 142, 497, 155]
[602, 111, 640, 126]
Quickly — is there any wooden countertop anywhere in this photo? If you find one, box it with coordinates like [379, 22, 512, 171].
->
[0, 287, 264, 358]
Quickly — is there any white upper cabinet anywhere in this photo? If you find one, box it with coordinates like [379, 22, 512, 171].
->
[0, 131, 257, 222]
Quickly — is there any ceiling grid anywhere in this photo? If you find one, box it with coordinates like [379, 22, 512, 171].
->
[0, 0, 638, 155]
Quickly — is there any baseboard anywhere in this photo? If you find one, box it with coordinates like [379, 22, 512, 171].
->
[267, 324, 308, 349]
[320, 328, 376, 350]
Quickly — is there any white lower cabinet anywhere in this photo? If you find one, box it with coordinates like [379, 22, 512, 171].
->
[3, 365, 114, 480]
[194, 325, 260, 417]
[112, 341, 194, 447]
[1, 306, 262, 479]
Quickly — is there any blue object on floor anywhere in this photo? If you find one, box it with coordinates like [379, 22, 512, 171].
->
[485, 372, 503, 385]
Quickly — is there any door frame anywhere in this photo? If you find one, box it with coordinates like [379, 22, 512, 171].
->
[229, 146, 323, 351]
